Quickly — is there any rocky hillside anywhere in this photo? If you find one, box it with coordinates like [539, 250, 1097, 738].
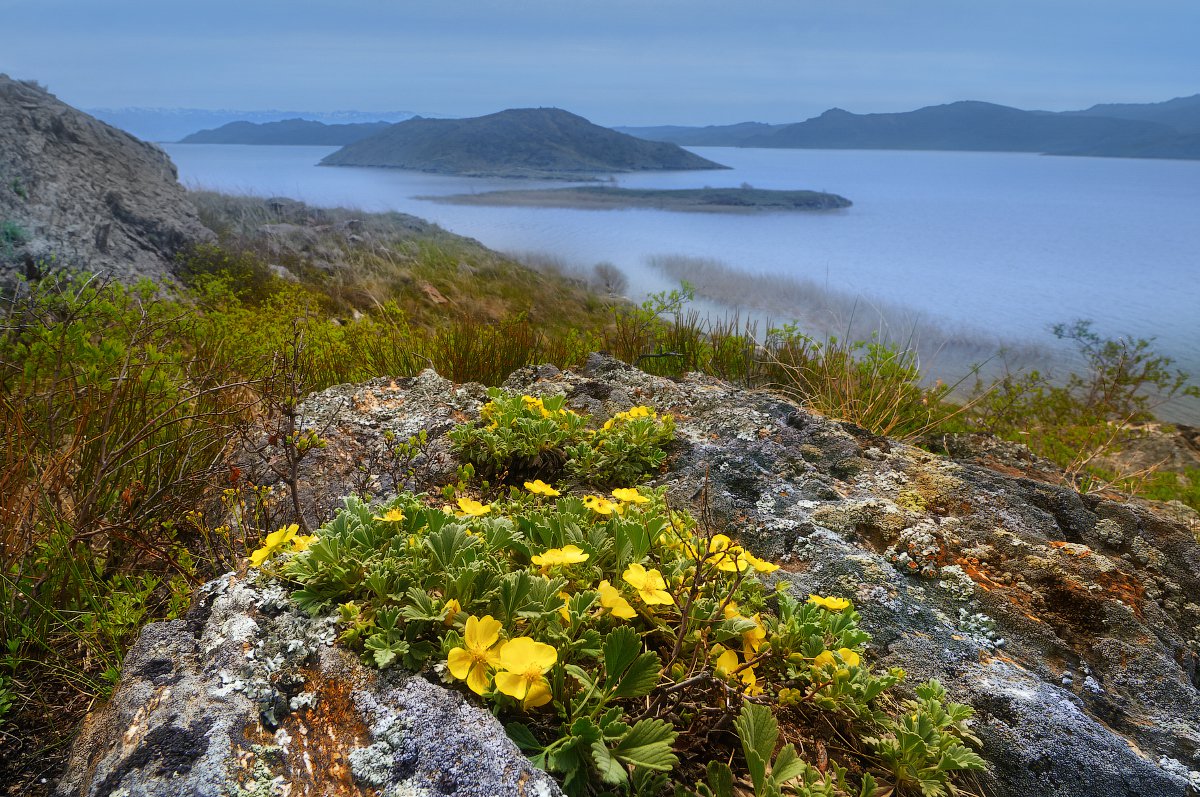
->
[0, 75, 212, 286]
[320, 108, 728, 178]
[59, 357, 1200, 796]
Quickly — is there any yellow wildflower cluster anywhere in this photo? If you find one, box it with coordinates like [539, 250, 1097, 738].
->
[446, 614, 558, 709]
[601, 405, 656, 430]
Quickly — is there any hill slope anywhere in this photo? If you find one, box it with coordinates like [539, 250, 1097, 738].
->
[320, 107, 728, 177]
[179, 118, 392, 145]
[0, 74, 213, 286]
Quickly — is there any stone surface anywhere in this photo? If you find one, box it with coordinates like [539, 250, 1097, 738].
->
[56, 574, 559, 797]
[61, 356, 1200, 796]
[0, 75, 213, 286]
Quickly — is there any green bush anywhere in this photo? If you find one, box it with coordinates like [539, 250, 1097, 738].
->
[449, 389, 674, 486]
[259, 401, 984, 796]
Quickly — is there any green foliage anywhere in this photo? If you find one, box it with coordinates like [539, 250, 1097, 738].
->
[1, 219, 29, 257]
[767, 324, 956, 439]
[960, 321, 1200, 486]
[449, 389, 674, 486]
[863, 681, 986, 796]
[271, 401, 983, 796]
[1138, 467, 1200, 513]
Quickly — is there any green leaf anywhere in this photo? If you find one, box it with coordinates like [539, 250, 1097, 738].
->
[505, 722, 542, 753]
[602, 627, 662, 699]
[610, 718, 678, 772]
[704, 760, 735, 797]
[769, 743, 809, 785]
[734, 703, 778, 791]
[590, 741, 628, 785]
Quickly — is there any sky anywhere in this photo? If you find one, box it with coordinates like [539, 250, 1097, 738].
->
[2, 0, 1198, 125]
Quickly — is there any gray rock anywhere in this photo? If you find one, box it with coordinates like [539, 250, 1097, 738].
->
[0, 75, 213, 286]
[56, 574, 559, 797]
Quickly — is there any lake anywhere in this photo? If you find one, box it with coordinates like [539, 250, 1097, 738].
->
[163, 143, 1200, 421]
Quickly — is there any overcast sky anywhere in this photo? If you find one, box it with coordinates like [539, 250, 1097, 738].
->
[2, 0, 1197, 125]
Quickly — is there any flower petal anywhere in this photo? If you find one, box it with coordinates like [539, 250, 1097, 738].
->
[494, 670, 529, 700]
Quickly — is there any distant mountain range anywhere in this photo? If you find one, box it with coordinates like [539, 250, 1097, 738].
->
[180, 119, 393, 145]
[615, 94, 1200, 159]
[84, 108, 416, 143]
[320, 108, 728, 178]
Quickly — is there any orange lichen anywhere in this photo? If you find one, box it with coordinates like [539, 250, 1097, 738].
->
[241, 670, 373, 796]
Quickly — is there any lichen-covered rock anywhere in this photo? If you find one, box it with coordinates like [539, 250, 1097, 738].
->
[56, 574, 560, 797]
[0, 75, 213, 286]
[61, 355, 1200, 796]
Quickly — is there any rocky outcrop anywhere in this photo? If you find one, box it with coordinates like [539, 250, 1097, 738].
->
[0, 75, 212, 286]
[57, 574, 559, 797]
[60, 357, 1200, 796]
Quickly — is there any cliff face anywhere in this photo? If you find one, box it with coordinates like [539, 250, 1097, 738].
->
[0, 75, 212, 285]
[58, 358, 1200, 796]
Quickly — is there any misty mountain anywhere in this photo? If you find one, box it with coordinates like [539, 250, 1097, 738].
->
[321, 108, 728, 178]
[85, 107, 415, 143]
[751, 101, 1173, 152]
[179, 119, 392, 145]
[611, 121, 785, 146]
[619, 95, 1200, 160]
[1065, 94, 1200, 135]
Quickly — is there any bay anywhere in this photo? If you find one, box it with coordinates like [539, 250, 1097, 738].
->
[163, 143, 1200, 420]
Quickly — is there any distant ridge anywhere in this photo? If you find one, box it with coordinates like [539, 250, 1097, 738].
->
[320, 108, 728, 178]
[619, 95, 1200, 160]
[180, 119, 392, 146]
[86, 107, 416, 143]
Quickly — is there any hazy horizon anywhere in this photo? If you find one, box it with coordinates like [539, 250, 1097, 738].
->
[3, 0, 1198, 127]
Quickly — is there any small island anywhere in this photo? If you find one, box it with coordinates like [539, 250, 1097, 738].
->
[419, 185, 852, 213]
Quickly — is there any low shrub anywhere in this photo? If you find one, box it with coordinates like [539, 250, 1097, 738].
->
[259, 399, 985, 795]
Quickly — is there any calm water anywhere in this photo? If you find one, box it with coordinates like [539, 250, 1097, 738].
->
[164, 143, 1200, 419]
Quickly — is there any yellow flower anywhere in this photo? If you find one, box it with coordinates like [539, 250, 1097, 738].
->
[836, 647, 861, 668]
[531, 545, 589, 569]
[611, 488, 649, 504]
[558, 592, 572, 623]
[524, 479, 560, 497]
[713, 646, 760, 693]
[583, 495, 619, 515]
[443, 598, 462, 627]
[597, 580, 637, 619]
[622, 563, 674, 605]
[624, 406, 655, 419]
[725, 603, 767, 657]
[456, 498, 491, 517]
[743, 551, 780, 573]
[373, 508, 406, 523]
[813, 650, 837, 670]
[290, 534, 317, 553]
[249, 523, 299, 567]
[447, 615, 503, 695]
[808, 594, 851, 612]
[495, 637, 557, 710]
[521, 395, 551, 418]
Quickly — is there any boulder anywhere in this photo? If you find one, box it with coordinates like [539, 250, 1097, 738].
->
[56, 574, 559, 797]
[0, 75, 213, 286]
